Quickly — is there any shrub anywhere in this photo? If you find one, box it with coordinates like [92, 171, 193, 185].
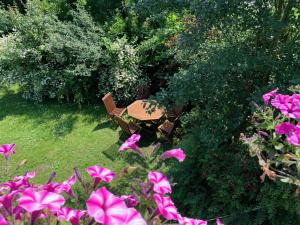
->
[98, 37, 147, 104]
[0, 1, 144, 105]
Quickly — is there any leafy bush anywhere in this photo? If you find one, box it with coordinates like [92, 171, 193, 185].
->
[98, 37, 147, 104]
[0, 1, 144, 104]
[156, 1, 300, 224]
[0, 6, 13, 36]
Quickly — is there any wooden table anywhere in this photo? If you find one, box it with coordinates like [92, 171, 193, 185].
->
[127, 100, 165, 121]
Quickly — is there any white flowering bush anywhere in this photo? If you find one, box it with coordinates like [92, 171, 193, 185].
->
[0, 2, 145, 105]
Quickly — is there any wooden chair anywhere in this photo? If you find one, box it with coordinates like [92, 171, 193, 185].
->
[166, 105, 183, 120]
[158, 111, 183, 137]
[102, 93, 126, 118]
[158, 119, 175, 137]
[114, 115, 141, 135]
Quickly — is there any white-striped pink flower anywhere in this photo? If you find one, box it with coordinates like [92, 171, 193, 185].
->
[178, 216, 207, 225]
[86, 187, 128, 224]
[86, 165, 115, 187]
[119, 134, 141, 153]
[153, 194, 179, 221]
[57, 207, 85, 225]
[160, 148, 186, 162]
[216, 218, 224, 225]
[0, 214, 8, 225]
[148, 171, 172, 195]
[0, 144, 16, 160]
[17, 188, 65, 213]
[123, 208, 147, 225]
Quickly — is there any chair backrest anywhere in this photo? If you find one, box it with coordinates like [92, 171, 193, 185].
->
[102, 93, 116, 114]
[173, 105, 183, 117]
[114, 116, 130, 134]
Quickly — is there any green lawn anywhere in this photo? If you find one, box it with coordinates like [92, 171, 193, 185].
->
[0, 86, 161, 185]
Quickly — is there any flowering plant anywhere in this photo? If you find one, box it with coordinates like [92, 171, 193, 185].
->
[0, 136, 223, 225]
[242, 88, 300, 188]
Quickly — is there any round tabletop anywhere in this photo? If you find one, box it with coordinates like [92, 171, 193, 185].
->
[127, 100, 165, 121]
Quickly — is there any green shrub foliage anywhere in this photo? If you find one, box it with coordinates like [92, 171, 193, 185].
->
[157, 0, 300, 224]
[0, 1, 143, 104]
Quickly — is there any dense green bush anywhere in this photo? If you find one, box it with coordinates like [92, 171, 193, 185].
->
[0, 6, 13, 36]
[98, 37, 147, 104]
[155, 0, 300, 224]
[0, 1, 144, 104]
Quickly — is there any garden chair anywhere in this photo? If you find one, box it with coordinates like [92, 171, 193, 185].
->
[158, 111, 183, 137]
[102, 93, 126, 119]
[114, 115, 141, 135]
[158, 119, 175, 137]
[166, 105, 183, 120]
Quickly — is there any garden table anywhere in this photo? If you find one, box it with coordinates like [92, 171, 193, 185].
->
[127, 100, 165, 121]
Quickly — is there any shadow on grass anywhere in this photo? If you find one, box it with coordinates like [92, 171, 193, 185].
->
[0, 86, 106, 136]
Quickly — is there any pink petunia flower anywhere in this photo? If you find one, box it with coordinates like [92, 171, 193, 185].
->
[123, 208, 147, 225]
[148, 171, 172, 195]
[216, 218, 225, 225]
[0, 144, 16, 160]
[262, 88, 278, 105]
[86, 187, 129, 224]
[119, 134, 141, 154]
[160, 148, 186, 162]
[13, 206, 25, 221]
[57, 207, 85, 225]
[0, 190, 20, 215]
[0, 214, 8, 225]
[279, 103, 300, 119]
[121, 195, 139, 208]
[60, 174, 76, 197]
[86, 165, 115, 187]
[270, 94, 291, 109]
[17, 188, 65, 213]
[178, 216, 207, 225]
[291, 94, 300, 105]
[275, 122, 295, 135]
[287, 129, 300, 147]
[41, 174, 76, 197]
[153, 194, 179, 221]
[1, 172, 36, 192]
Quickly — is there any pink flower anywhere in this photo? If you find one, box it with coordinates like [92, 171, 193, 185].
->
[0, 190, 20, 215]
[0, 172, 35, 192]
[14, 171, 36, 182]
[61, 174, 76, 197]
[270, 94, 291, 109]
[279, 103, 300, 119]
[148, 171, 172, 195]
[86, 187, 128, 224]
[160, 148, 186, 162]
[0, 144, 16, 160]
[86, 166, 115, 187]
[262, 88, 278, 105]
[275, 122, 295, 135]
[153, 194, 179, 221]
[123, 208, 147, 225]
[216, 218, 224, 225]
[17, 188, 65, 213]
[287, 129, 300, 147]
[119, 134, 141, 153]
[57, 208, 85, 225]
[0, 214, 8, 225]
[121, 195, 139, 208]
[178, 216, 207, 225]
[40, 175, 76, 197]
[291, 94, 300, 105]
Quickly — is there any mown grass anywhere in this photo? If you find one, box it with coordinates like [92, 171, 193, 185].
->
[0, 86, 162, 186]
